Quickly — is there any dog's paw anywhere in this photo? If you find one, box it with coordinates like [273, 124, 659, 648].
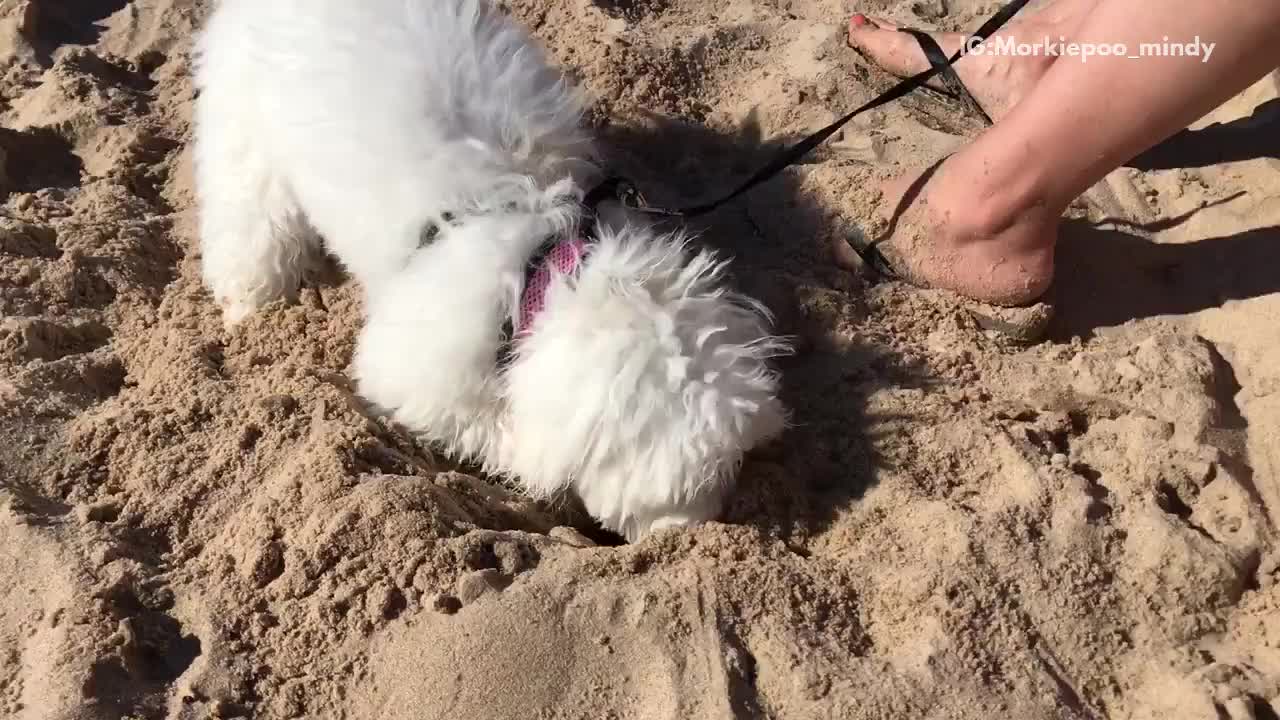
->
[645, 514, 704, 535]
[622, 502, 724, 542]
[219, 297, 257, 328]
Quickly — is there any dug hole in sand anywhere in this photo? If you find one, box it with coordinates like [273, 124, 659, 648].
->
[1, 0, 1278, 718]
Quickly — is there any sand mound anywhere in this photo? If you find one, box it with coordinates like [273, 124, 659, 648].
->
[1, 0, 1277, 717]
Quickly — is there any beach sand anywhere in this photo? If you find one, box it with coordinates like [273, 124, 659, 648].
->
[1, 0, 1277, 717]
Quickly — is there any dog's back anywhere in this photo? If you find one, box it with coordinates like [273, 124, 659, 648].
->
[194, 0, 595, 285]
[201, 0, 592, 177]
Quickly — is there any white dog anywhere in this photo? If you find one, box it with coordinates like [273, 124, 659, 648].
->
[192, 0, 789, 540]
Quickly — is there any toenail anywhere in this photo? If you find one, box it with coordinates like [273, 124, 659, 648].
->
[850, 13, 868, 28]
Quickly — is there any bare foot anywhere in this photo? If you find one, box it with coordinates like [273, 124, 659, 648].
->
[836, 152, 1058, 308]
[847, 13, 1054, 119]
[839, 10, 1078, 313]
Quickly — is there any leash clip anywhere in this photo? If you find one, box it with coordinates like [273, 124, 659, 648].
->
[613, 178, 648, 210]
[583, 175, 649, 213]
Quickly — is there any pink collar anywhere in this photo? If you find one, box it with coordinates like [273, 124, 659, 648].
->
[516, 237, 589, 335]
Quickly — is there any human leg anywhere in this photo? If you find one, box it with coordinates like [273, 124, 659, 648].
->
[840, 0, 1280, 308]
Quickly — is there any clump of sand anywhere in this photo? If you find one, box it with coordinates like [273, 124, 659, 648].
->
[1, 0, 1277, 718]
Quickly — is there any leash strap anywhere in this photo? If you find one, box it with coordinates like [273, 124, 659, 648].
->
[592, 0, 1032, 220]
[901, 28, 993, 126]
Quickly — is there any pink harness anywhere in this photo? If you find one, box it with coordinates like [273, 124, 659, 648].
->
[515, 237, 588, 335]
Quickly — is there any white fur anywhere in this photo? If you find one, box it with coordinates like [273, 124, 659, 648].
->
[193, 0, 790, 540]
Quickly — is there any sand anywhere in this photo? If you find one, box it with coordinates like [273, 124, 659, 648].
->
[1, 0, 1277, 717]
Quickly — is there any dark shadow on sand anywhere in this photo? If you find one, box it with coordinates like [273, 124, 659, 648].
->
[1128, 98, 1280, 171]
[0, 127, 84, 195]
[597, 110, 935, 543]
[1049, 220, 1280, 339]
[28, 0, 132, 62]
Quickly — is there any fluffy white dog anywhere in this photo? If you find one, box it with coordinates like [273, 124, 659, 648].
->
[192, 0, 790, 540]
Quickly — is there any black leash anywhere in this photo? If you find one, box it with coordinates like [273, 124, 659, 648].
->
[583, 0, 1032, 220]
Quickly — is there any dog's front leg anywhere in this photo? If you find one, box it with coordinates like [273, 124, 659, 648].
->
[350, 212, 554, 466]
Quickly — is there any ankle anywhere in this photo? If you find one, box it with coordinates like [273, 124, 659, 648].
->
[940, 138, 1061, 250]
[871, 153, 1060, 307]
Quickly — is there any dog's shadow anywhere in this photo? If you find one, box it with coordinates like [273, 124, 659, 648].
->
[598, 111, 933, 544]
